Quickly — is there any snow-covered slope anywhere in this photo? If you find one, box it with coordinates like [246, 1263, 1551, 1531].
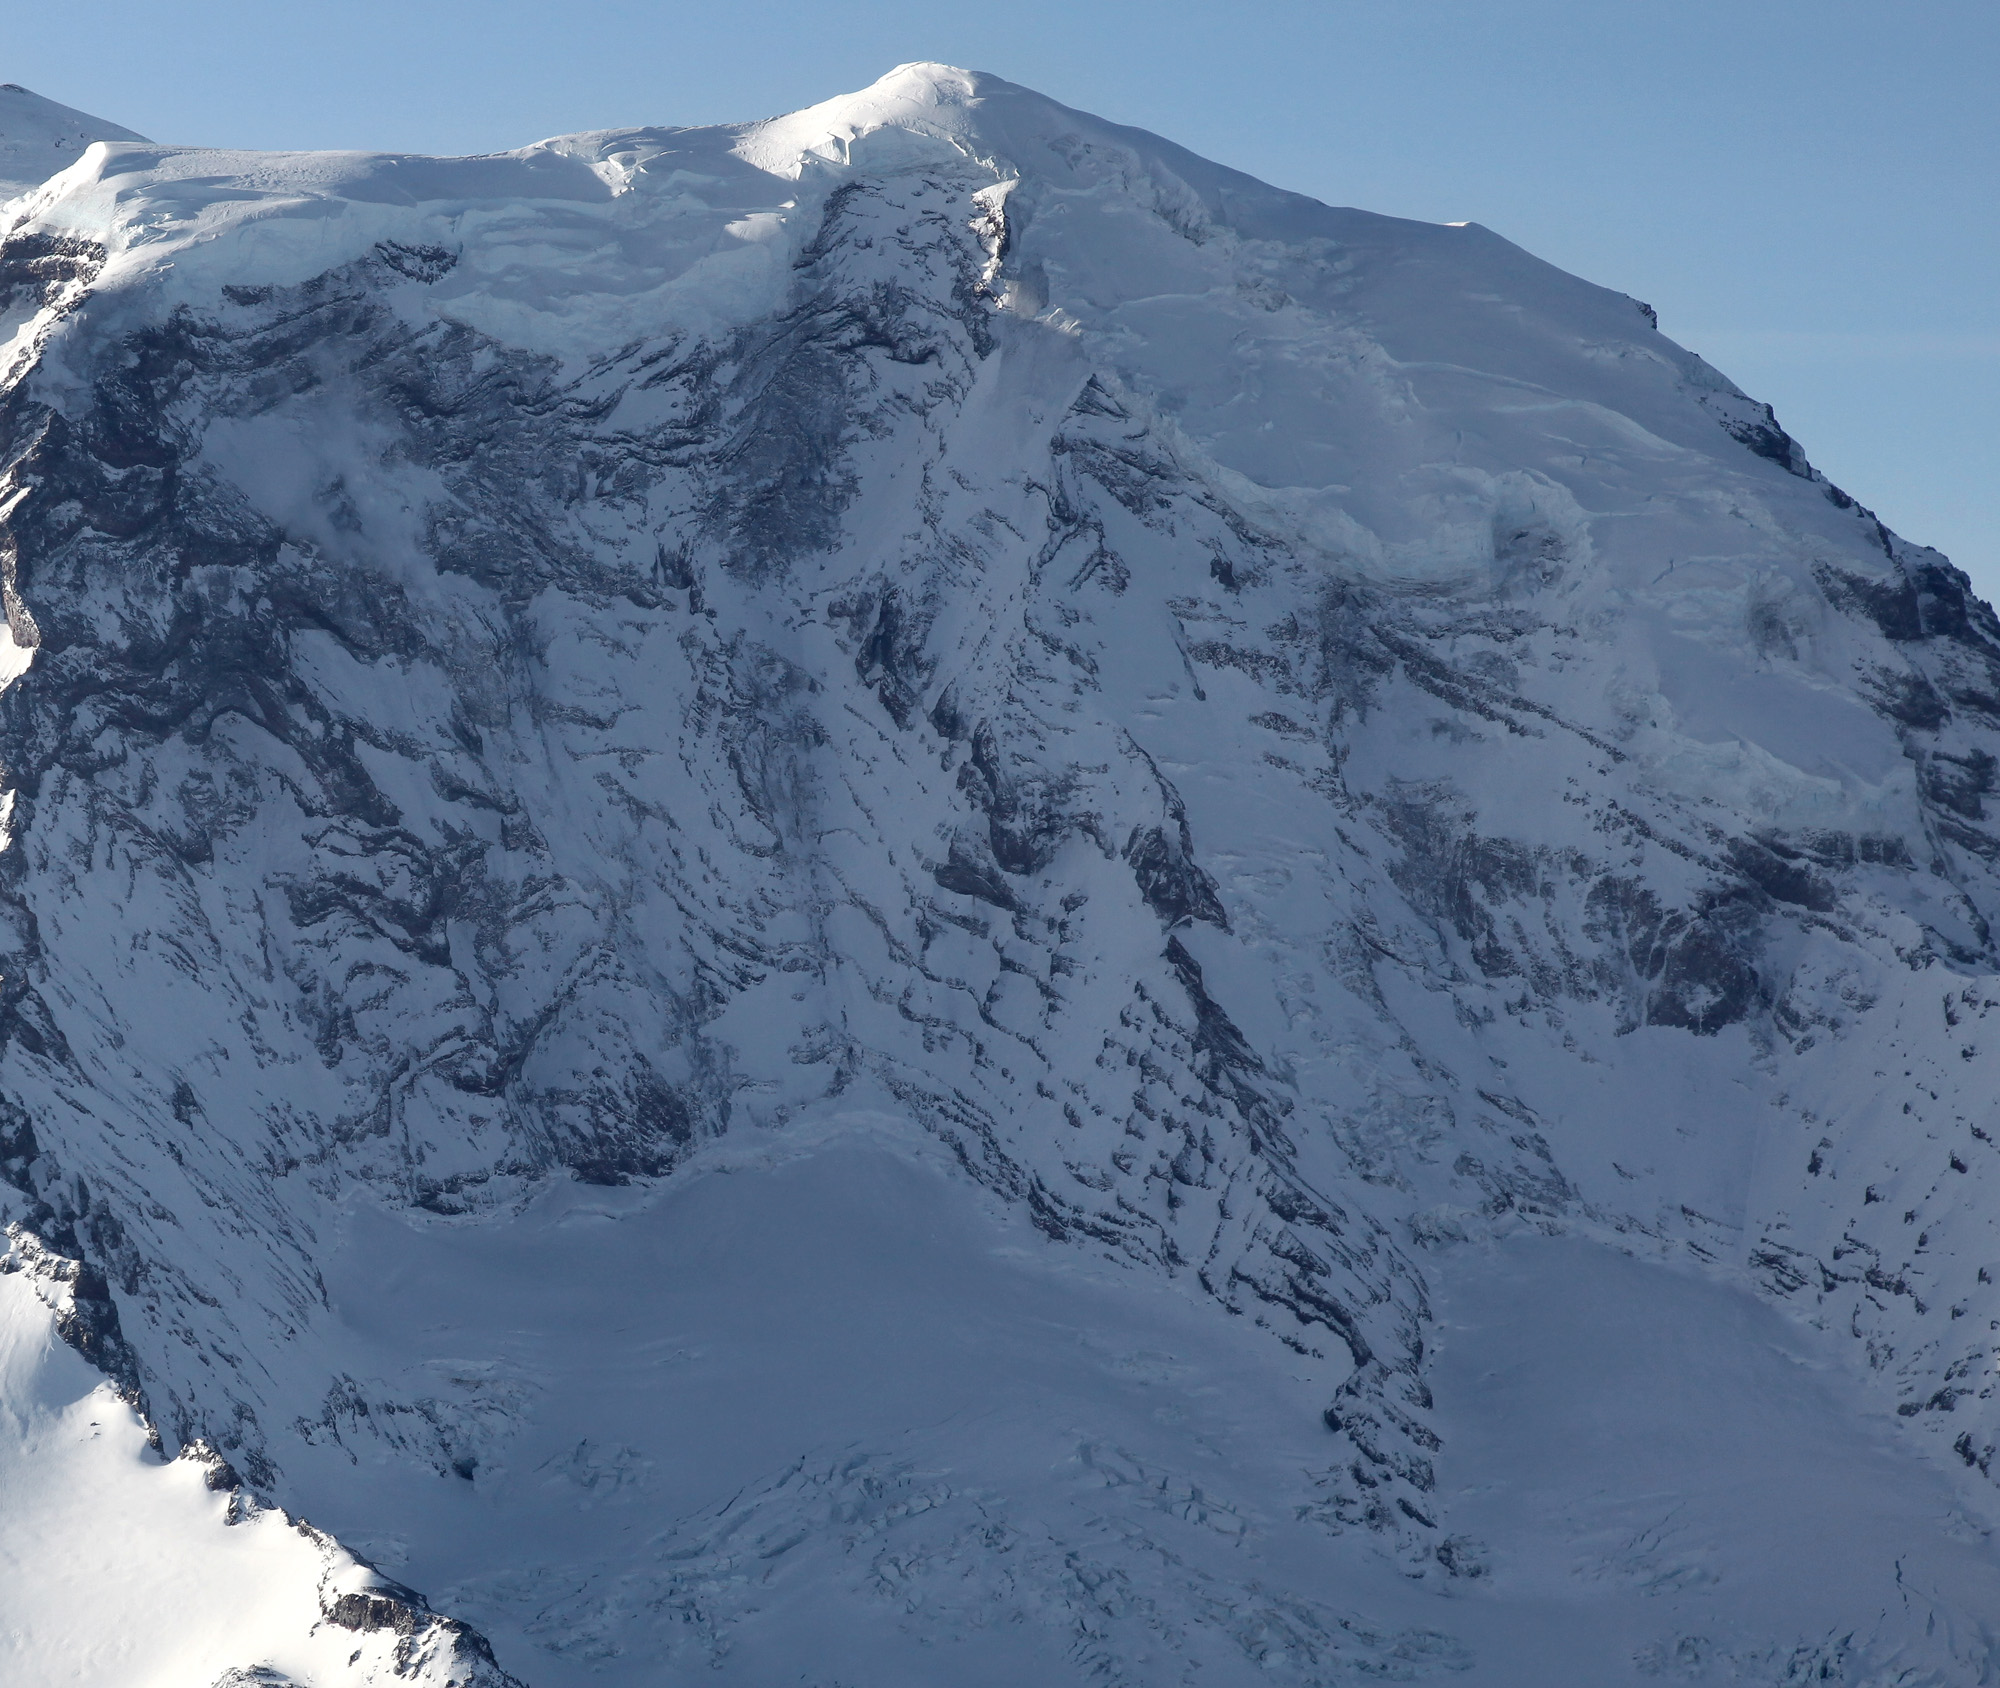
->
[0, 1236, 517, 1686]
[5, 61, 2000, 1683]
[0, 83, 146, 204]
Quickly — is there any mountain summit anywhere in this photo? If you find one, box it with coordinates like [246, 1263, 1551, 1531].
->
[4, 62, 2000, 1685]
[0, 82, 147, 202]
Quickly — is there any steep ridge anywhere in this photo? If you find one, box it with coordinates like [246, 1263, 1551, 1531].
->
[0, 1238, 520, 1686]
[3, 62, 2000, 1683]
[0, 84, 148, 203]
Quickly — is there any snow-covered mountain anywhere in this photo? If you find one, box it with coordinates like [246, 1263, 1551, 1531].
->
[5, 61, 2000, 1685]
[0, 84, 147, 204]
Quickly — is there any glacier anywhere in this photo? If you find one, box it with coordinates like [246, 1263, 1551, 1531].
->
[3, 60, 2000, 1685]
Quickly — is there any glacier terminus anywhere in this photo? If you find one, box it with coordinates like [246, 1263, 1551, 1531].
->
[3, 63, 2000, 1686]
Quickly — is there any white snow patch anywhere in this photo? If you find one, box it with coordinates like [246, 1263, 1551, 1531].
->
[0, 1254, 496, 1686]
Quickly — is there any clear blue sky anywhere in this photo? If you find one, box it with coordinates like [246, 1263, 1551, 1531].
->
[15, 1, 1997, 597]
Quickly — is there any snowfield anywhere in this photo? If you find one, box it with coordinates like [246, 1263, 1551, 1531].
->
[4, 62, 2000, 1684]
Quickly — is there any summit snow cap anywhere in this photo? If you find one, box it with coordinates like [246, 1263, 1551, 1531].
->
[728, 61, 1300, 226]
[0, 84, 147, 203]
[735, 62, 990, 175]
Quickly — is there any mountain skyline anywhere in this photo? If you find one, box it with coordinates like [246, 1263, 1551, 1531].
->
[12, 1, 1995, 603]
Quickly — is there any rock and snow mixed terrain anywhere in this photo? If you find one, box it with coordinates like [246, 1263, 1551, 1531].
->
[4, 61, 2000, 1685]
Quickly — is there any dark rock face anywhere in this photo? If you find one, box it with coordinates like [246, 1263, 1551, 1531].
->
[316, 1578, 523, 1686]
